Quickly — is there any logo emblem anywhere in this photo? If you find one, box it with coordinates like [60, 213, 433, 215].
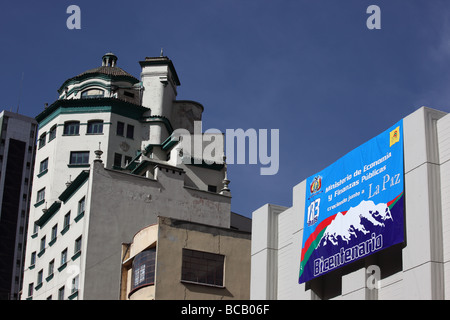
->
[310, 176, 322, 194]
[390, 126, 400, 147]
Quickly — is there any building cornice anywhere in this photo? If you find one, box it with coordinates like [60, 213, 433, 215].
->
[35, 98, 149, 128]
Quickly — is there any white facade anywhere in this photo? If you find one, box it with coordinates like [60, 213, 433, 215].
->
[0, 110, 37, 300]
[251, 107, 450, 300]
[21, 54, 233, 300]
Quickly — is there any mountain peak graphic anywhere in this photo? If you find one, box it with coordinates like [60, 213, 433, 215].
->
[319, 200, 392, 247]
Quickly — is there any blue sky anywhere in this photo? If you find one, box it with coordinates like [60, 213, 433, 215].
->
[1, 0, 450, 218]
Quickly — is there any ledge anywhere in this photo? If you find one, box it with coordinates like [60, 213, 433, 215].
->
[67, 164, 90, 168]
[74, 211, 84, 222]
[37, 169, 48, 178]
[37, 249, 45, 258]
[59, 170, 89, 203]
[68, 290, 79, 300]
[61, 225, 70, 235]
[58, 263, 67, 272]
[34, 199, 45, 208]
[36, 201, 61, 228]
[71, 251, 81, 261]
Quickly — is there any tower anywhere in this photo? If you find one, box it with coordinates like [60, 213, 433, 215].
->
[0, 111, 37, 300]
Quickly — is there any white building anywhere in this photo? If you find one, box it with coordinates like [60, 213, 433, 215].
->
[251, 106, 450, 300]
[21, 53, 246, 300]
[0, 110, 37, 300]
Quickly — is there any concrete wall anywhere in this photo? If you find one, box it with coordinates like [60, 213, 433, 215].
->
[251, 107, 450, 300]
[155, 216, 251, 300]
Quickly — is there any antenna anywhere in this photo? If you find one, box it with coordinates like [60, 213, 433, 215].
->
[16, 72, 24, 113]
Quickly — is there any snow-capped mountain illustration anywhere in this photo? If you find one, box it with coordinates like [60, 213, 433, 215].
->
[319, 200, 393, 247]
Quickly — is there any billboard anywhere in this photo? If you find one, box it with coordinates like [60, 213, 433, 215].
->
[299, 120, 404, 284]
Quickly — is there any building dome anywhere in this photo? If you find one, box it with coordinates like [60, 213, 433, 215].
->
[58, 53, 139, 96]
[76, 53, 137, 79]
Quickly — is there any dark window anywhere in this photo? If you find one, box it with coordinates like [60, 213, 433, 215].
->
[58, 286, 65, 300]
[81, 89, 104, 99]
[87, 120, 103, 134]
[39, 158, 48, 174]
[63, 121, 80, 135]
[74, 236, 82, 253]
[36, 188, 45, 203]
[208, 185, 217, 193]
[49, 125, 57, 141]
[181, 249, 224, 287]
[123, 91, 135, 98]
[114, 153, 122, 167]
[70, 151, 89, 165]
[124, 156, 132, 166]
[48, 259, 54, 276]
[126, 124, 134, 139]
[116, 121, 124, 136]
[51, 224, 57, 242]
[28, 283, 33, 297]
[131, 248, 156, 291]
[63, 212, 70, 230]
[78, 197, 85, 217]
[37, 269, 43, 285]
[38, 133, 46, 148]
[61, 249, 68, 266]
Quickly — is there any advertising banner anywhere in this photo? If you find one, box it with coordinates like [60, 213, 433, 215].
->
[299, 120, 404, 284]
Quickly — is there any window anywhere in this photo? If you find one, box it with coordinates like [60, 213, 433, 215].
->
[37, 188, 45, 203]
[114, 153, 122, 167]
[124, 91, 135, 98]
[38, 133, 46, 148]
[87, 120, 103, 134]
[40, 236, 46, 252]
[74, 236, 82, 253]
[48, 259, 55, 276]
[58, 286, 65, 300]
[28, 283, 34, 297]
[49, 125, 57, 141]
[81, 89, 104, 99]
[70, 151, 89, 165]
[63, 121, 80, 135]
[116, 121, 124, 136]
[71, 275, 79, 294]
[61, 248, 68, 266]
[131, 248, 156, 291]
[63, 212, 70, 231]
[51, 224, 58, 242]
[37, 269, 43, 285]
[124, 156, 132, 166]
[208, 185, 217, 193]
[33, 222, 39, 235]
[181, 249, 225, 287]
[39, 158, 48, 174]
[78, 197, 85, 217]
[30, 252, 36, 266]
[126, 124, 134, 139]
